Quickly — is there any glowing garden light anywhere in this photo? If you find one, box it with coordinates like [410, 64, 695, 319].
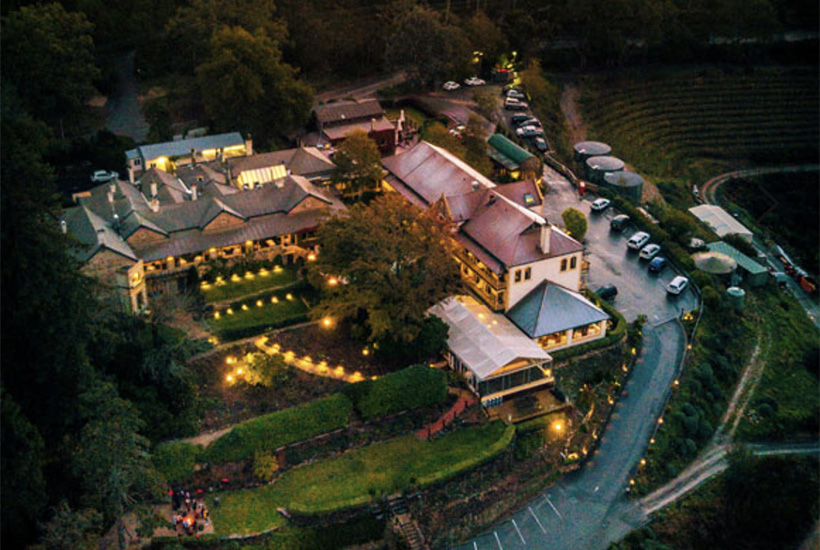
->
[241, 304, 249, 311]
[256, 300, 263, 307]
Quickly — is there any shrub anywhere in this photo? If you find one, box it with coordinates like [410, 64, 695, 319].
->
[152, 441, 203, 484]
[562, 207, 588, 240]
[204, 394, 353, 464]
[253, 450, 279, 482]
[702, 286, 721, 308]
[343, 364, 448, 420]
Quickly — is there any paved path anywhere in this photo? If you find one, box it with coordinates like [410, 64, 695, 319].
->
[105, 51, 149, 142]
[416, 388, 476, 440]
[453, 320, 685, 550]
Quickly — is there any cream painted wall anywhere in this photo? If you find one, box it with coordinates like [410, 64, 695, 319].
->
[505, 252, 582, 310]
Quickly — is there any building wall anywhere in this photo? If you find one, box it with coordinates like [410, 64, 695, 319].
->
[127, 227, 167, 247]
[506, 252, 582, 310]
[203, 212, 244, 231]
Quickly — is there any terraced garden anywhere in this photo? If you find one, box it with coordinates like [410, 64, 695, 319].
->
[580, 67, 819, 179]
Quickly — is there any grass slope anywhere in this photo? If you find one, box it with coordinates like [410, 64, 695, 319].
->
[202, 268, 299, 303]
[210, 422, 515, 535]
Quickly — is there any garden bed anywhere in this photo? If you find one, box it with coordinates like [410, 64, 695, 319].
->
[201, 266, 300, 304]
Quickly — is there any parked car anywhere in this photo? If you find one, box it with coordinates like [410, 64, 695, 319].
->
[610, 214, 630, 232]
[511, 114, 534, 125]
[648, 257, 668, 273]
[627, 231, 651, 250]
[513, 117, 539, 128]
[516, 125, 543, 138]
[595, 284, 618, 301]
[443, 81, 461, 91]
[590, 198, 611, 212]
[666, 276, 689, 295]
[639, 243, 661, 260]
[506, 89, 527, 100]
[533, 137, 548, 152]
[91, 170, 118, 183]
[504, 97, 529, 110]
[464, 76, 486, 86]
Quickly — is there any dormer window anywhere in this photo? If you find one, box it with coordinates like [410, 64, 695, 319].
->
[523, 193, 535, 205]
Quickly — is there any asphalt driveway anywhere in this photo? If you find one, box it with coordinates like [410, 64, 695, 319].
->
[541, 168, 698, 324]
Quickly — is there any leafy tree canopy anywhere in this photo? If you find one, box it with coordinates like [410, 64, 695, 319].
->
[562, 207, 588, 241]
[1, 3, 100, 125]
[309, 193, 462, 342]
[196, 26, 313, 144]
[332, 129, 384, 201]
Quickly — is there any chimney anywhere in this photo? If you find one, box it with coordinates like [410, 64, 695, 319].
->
[190, 148, 197, 166]
[245, 134, 253, 156]
[108, 181, 116, 195]
[149, 199, 160, 213]
[191, 183, 198, 201]
[107, 191, 115, 204]
[60, 219, 67, 234]
[471, 180, 480, 191]
[371, 118, 376, 132]
[113, 213, 120, 232]
[150, 180, 158, 198]
[540, 224, 552, 255]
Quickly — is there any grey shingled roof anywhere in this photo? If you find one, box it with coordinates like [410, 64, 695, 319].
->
[129, 132, 244, 162]
[69, 175, 344, 264]
[314, 99, 384, 125]
[228, 147, 335, 179]
[429, 295, 551, 380]
[507, 281, 609, 338]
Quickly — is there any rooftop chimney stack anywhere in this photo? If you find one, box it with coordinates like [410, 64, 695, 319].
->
[107, 191, 115, 204]
[190, 147, 197, 166]
[191, 183, 198, 201]
[108, 181, 116, 195]
[149, 199, 160, 213]
[371, 118, 376, 132]
[471, 180, 480, 191]
[539, 223, 552, 255]
[150, 180, 158, 198]
[60, 219, 67, 234]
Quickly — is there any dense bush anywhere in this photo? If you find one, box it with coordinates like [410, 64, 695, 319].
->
[204, 394, 352, 464]
[152, 441, 204, 484]
[343, 364, 448, 420]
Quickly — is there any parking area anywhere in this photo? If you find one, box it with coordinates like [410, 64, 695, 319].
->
[541, 171, 698, 324]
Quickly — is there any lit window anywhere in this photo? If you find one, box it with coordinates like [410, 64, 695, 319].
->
[561, 259, 568, 272]
[523, 193, 535, 205]
[524, 267, 531, 280]
[570, 256, 577, 269]
[514, 269, 522, 283]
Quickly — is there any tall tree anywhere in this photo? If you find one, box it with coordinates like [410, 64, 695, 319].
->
[165, 0, 287, 75]
[196, 26, 313, 144]
[385, 5, 471, 86]
[562, 207, 588, 240]
[308, 193, 462, 342]
[1, 3, 100, 130]
[464, 11, 508, 72]
[332, 129, 384, 201]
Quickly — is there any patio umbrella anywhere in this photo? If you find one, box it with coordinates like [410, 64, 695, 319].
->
[692, 251, 737, 274]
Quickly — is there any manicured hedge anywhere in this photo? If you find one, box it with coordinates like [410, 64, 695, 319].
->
[204, 394, 353, 464]
[343, 364, 448, 420]
[152, 441, 204, 484]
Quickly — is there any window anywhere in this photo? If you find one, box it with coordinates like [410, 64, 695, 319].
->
[570, 256, 577, 270]
[524, 267, 532, 280]
[560, 259, 568, 272]
[523, 193, 535, 205]
[514, 269, 522, 283]
[134, 159, 142, 166]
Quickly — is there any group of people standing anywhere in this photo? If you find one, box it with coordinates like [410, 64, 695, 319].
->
[169, 488, 210, 536]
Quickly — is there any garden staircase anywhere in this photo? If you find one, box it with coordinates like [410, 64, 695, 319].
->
[388, 496, 428, 550]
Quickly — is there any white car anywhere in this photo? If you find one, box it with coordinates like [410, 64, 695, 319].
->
[627, 231, 650, 250]
[464, 77, 486, 86]
[516, 125, 543, 138]
[504, 97, 529, 110]
[506, 89, 526, 100]
[443, 81, 461, 91]
[639, 243, 661, 260]
[91, 170, 118, 182]
[666, 276, 689, 295]
[590, 198, 611, 212]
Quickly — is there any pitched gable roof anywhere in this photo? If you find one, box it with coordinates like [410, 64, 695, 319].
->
[129, 132, 244, 162]
[64, 204, 138, 262]
[228, 147, 336, 180]
[429, 295, 551, 380]
[382, 141, 496, 206]
[314, 99, 384, 125]
[507, 281, 608, 337]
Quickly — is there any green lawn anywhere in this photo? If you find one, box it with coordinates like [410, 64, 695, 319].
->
[210, 422, 515, 535]
[208, 294, 310, 339]
[202, 267, 299, 303]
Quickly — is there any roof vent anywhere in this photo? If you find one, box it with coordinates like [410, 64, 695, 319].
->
[471, 180, 479, 191]
[60, 219, 67, 234]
